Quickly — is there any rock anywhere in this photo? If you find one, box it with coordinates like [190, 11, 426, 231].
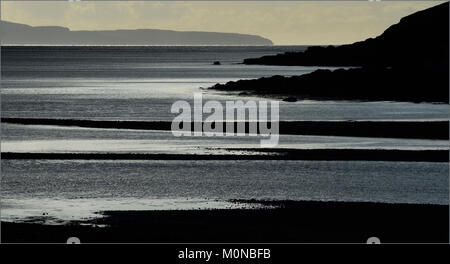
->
[282, 97, 298, 102]
[243, 2, 449, 70]
[227, 3, 449, 103]
[209, 67, 449, 103]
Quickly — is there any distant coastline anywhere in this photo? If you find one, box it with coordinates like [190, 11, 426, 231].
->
[0, 20, 274, 46]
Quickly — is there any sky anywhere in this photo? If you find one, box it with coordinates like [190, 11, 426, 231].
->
[1, 1, 445, 45]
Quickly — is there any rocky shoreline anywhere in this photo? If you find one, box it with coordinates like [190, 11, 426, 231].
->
[211, 3, 449, 104]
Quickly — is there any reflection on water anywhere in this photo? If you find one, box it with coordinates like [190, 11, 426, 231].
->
[2, 160, 448, 208]
[3, 136, 449, 154]
[0, 198, 249, 225]
[1, 46, 449, 225]
[2, 124, 448, 153]
[2, 46, 448, 121]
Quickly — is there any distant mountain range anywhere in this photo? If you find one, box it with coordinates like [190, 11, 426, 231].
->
[0, 20, 273, 46]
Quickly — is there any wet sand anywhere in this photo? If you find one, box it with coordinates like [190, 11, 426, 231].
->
[1, 200, 448, 243]
[2, 148, 448, 162]
[2, 118, 448, 139]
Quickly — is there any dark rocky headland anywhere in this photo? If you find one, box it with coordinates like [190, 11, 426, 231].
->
[212, 2, 449, 103]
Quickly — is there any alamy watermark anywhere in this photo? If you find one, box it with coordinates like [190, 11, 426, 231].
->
[171, 93, 279, 147]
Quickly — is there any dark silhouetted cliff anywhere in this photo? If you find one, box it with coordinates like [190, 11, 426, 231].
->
[213, 2, 449, 103]
[243, 2, 448, 69]
[211, 67, 448, 103]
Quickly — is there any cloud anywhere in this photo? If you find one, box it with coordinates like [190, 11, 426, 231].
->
[1, 1, 443, 45]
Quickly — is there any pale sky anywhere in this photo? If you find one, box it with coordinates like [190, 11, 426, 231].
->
[1, 1, 445, 45]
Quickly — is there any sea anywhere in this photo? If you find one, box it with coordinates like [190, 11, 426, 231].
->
[1, 46, 448, 224]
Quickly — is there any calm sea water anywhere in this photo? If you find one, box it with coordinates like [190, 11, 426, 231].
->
[2, 46, 448, 121]
[1, 160, 448, 223]
[1, 123, 448, 154]
[1, 46, 448, 223]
